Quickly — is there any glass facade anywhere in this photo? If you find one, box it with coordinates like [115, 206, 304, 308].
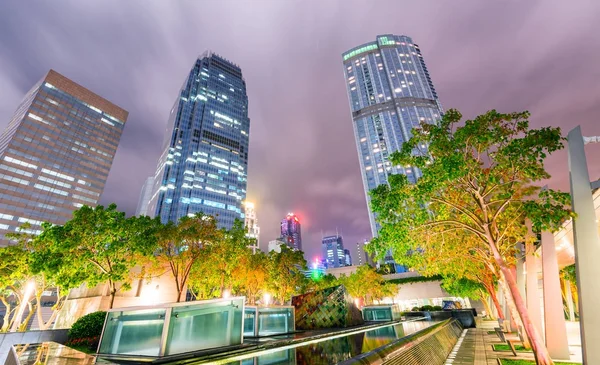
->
[362, 304, 401, 321]
[243, 306, 295, 337]
[0, 70, 127, 245]
[342, 34, 443, 262]
[322, 235, 345, 268]
[146, 51, 250, 229]
[98, 297, 245, 357]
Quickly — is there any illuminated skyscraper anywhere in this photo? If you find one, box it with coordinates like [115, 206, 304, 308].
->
[322, 234, 345, 268]
[135, 176, 154, 216]
[342, 34, 443, 264]
[147, 52, 250, 228]
[280, 213, 302, 251]
[244, 201, 260, 253]
[0, 70, 127, 245]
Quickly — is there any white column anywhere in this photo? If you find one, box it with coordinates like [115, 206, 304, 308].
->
[526, 248, 543, 337]
[541, 231, 570, 359]
[568, 126, 600, 365]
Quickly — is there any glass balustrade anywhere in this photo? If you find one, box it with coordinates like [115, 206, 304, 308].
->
[362, 304, 401, 322]
[244, 306, 295, 337]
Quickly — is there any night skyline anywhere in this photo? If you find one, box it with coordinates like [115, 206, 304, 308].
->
[1, 1, 599, 261]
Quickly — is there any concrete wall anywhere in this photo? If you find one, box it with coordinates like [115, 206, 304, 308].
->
[0, 329, 68, 365]
[54, 265, 182, 328]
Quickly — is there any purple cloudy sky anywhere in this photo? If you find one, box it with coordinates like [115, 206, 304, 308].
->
[1, 0, 599, 262]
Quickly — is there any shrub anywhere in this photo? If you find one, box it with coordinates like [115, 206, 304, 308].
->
[420, 305, 434, 311]
[66, 311, 107, 353]
[411, 306, 420, 311]
[432, 305, 443, 311]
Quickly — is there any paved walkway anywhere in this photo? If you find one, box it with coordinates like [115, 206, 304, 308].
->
[447, 319, 582, 364]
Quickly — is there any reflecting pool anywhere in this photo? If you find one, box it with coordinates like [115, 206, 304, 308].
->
[224, 320, 432, 365]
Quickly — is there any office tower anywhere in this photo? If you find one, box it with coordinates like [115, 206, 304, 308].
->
[342, 34, 443, 263]
[344, 248, 352, 266]
[356, 240, 372, 266]
[322, 234, 345, 268]
[0, 70, 127, 245]
[244, 201, 260, 253]
[135, 176, 154, 216]
[280, 213, 302, 250]
[147, 52, 250, 228]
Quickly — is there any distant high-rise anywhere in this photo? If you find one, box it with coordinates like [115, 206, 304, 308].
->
[147, 52, 250, 228]
[356, 240, 372, 266]
[322, 234, 345, 268]
[136, 176, 154, 216]
[0, 70, 127, 245]
[244, 201, 260, 253]
[280, 213, 302, 250]
[342, 34, 443, 263]
[344, 248, 352, 266]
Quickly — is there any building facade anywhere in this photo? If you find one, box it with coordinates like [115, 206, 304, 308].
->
[342, 34, 443, 262]
[0, 70, 127, 245]
[147, 52, 250, 229]
[280, 213, 302, 250]
[135, 176, 154, 216]
[268, 238, 287, 253]
[322, 234, 346, 268]
[344, 248, 352, 266]
[356, 240, 373, 266]
[244, 201, 260, 253]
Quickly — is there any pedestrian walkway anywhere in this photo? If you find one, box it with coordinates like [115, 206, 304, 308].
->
[447, 319, 582, 364]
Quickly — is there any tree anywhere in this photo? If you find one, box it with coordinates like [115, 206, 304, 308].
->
[0, 244, 29, 332]
[339, 265, 395, 305]
[31, 205, 160, 309]
[267, 246, 308, 304]
[370, 109, 572, 365]
[157, 212, 222, 302]
[232, 251, 269, 304]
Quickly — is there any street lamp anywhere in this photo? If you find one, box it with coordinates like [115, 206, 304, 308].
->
[567, 126, 600, 364]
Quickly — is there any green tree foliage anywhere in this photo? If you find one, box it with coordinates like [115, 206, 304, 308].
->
[30, 204, 160, 308]
[339, 265, 397, 305]
[370, 109, 572, 365]
[156, 212, 223, 302]
[0, 244, 29, 332]
[266, 246, 308, 304]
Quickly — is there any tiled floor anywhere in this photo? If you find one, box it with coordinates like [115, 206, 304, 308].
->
[447, 319, 583, 365]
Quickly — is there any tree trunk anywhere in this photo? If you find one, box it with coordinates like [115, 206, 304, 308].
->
[18, 303, 36, 332]
[497, 274, 531, 349]
[109, 281, 117, 309]
[36, 293, 45, 329]
[484, 284, 504, 320]
[0, 299, 12, 332]
[486, 229, 553, 365]
[479, 290, 496, 320]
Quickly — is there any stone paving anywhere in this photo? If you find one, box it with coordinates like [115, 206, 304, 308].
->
[446, 319, 583, 365]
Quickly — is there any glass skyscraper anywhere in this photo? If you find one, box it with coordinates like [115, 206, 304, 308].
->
[342, 34, 443, 260]
[147, 52, 250, 228]
[322, 234, 345, 268]
[0, 69, 127, 245]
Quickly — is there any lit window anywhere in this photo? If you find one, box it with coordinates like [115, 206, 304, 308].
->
[394, 88, 401, 93]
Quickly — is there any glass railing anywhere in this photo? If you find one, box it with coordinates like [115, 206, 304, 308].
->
[362, 304, 401, 322]
[244, 306, 295, 337]
[98, 297, 245, 357]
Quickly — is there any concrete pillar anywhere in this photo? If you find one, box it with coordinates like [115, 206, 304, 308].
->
[564, 280, 575, 322]
[541, 231, 570, 359]
[526, 248, 543, 337]
[568, 126, 600, 365]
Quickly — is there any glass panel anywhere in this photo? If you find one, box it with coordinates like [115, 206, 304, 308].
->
[257, 307, 294, 336]
[98, 308, 166, 356]
[165, 297, 244, 355]
[244, 307, 257, 337]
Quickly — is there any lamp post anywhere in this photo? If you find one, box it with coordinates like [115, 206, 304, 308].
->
[567, 126, 600, 364]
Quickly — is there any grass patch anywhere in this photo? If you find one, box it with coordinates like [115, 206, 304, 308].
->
[492, 344, 531, 352]
[499, 360, 581, 365]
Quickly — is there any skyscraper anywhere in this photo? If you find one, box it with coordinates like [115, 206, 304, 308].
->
[0, 70, 127, 245]
[342, 34, 443, 262]
[147, 52, 250, 228]
[135, 176, 154, 216]
[244, 201, 260, 253]
[356, 240, 373, 266]
[322, 234, 345, 268]
[344, 248, 352, 266]
[280, 213, 302, 251]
